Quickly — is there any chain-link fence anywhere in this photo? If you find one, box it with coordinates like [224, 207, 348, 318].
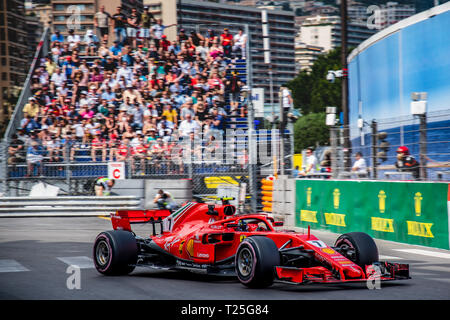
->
[321, 109, 450, 181]
[2, 128, 294, 205]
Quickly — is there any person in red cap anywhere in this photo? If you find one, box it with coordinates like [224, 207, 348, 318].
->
[220, 28, 233, 58]
[160, 34, 171, 52]
[395, 146, 420, 179]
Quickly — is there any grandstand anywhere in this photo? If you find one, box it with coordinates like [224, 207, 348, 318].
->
[4, 24, 252, 182]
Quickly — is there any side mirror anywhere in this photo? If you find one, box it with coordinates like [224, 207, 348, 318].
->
[207, 205, 219, 216]
[223, 205, 236, 216]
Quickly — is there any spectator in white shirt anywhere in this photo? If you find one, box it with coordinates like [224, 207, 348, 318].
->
[116, 61, 133, 85]
[178, 113, 200, 137]
[232, 28, 247, 59]
[50, 68, 66, 87]
[67, 29, 81, 50]
[352, 152, 368, 178]
[300, 147, 318, 176]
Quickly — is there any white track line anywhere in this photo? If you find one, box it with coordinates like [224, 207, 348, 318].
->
[379, 255, 404, 260]
[413, 265, 450, 273]
[57, 256, 94, 269]
[394, 249, 450, 260]
[0, 259, 30, 273]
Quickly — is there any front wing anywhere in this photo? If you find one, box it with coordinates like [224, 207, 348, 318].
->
[274, 261, 410, 285]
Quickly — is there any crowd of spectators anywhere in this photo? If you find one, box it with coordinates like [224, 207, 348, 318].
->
[10, 5, 247, 177]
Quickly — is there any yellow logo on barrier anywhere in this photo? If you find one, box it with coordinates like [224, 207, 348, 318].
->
[407, 221, 434, 238]
[414, 192, 423, 217]
[371, 217, 394, 232]
[378, 190, 386, 213]
[324, 213, 346, 227]
[306, 187, 312, 207]
[300, 210, 318, 223]
[204, 176, 242, 188]
[333, 189, 340, 209]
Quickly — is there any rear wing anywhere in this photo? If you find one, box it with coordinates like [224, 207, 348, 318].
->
[111, 209, 171, 233]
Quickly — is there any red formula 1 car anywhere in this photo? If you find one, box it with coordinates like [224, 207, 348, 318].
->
[93, 200, 410, 288]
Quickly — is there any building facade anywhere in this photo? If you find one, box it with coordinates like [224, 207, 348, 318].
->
[299, 15, 377, 52]
[373, 1, 416, 30]
[50, 0, 143, 39]
[294, 41, 323, 72]
[0, 0, 31, 132]
[145, 0, 296, 104]
[348, 1, 416, 30]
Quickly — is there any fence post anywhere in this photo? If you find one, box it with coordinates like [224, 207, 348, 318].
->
[330, 126, 338, 178]
[371, 120, 378, 179]
[419, 114, 427, 180]
[0, 139, 7, 196]
[65, 143, 72, 195]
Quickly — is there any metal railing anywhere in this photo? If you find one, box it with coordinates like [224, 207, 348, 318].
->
[312, 109, 450, 181]
[0, 28, 50, 195]
[0, 195, 141, 217]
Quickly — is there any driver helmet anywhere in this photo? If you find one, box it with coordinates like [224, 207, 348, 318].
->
[396, 146, 410, 155]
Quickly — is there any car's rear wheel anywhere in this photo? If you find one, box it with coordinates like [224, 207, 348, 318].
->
[235, 236, 280, 288]
[93, 230, 137, 276]
[335, 232, 379, 270]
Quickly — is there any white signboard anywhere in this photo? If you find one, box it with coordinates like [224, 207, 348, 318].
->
[251, 88, 265, 117]
[108, 162, 126, 180]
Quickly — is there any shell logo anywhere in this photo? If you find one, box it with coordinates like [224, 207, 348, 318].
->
[321, 248, 335, 255]
[186, 239, 194, 257]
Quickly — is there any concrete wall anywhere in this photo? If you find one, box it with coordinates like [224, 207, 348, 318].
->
[272, 176, 296, 227]
[144, 179, 192, 209]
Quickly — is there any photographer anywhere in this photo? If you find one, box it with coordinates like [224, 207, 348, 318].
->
[153, 189, 179, 211]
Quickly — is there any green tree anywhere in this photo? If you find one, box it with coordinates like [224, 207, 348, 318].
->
[286, 47, 342, 115]
[286, 48, 344, 153]
[293, 112, 329, 153]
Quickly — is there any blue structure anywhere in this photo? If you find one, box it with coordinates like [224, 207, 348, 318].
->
[347, 2, 450, 169]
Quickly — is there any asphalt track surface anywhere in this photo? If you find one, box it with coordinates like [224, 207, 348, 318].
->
[0, 217, 449, 303]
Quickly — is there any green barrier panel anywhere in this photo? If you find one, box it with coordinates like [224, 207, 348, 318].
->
[295, 180, 450, 250]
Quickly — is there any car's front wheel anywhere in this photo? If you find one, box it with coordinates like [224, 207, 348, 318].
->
[93, 230, 137, 276]
[335, 232, 379, 270]
[235, 236, 280, 288]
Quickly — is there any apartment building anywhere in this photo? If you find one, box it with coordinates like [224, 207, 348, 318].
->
[294, 42, 323, 72]
[299, 15, 377, 52]
[50, 0, 143, 38]
[0, 0, 31, 131]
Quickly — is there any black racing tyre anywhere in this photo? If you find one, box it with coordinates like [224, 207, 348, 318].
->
[93, 230, 138, 276]
[235, 236, 280, 288]
[335, 232, 379, 270]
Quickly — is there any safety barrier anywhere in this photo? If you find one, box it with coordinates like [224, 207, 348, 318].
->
[0, 195, 141, 217]
[261, 177, 274, 213]
[272, 176, 295, 226]
[294, 179, 450, 250]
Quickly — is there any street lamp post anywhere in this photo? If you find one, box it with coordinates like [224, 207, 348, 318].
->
[411, 92, 428, 180]
[340, 0, 352, 171]
[244, 24, 258, 213]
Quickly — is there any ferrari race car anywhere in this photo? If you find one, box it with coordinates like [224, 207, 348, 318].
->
[93, 200, 410, 288]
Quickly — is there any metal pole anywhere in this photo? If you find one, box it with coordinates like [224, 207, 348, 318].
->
[340, 0, 351, 171]
[245, 24, 257, 212]
[371, 120, 378, 179]
[66, 143, 71, 195]
[419, 114, 427, 180]
[279, 90, 285, 176]
[330, 126, 338, 178]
